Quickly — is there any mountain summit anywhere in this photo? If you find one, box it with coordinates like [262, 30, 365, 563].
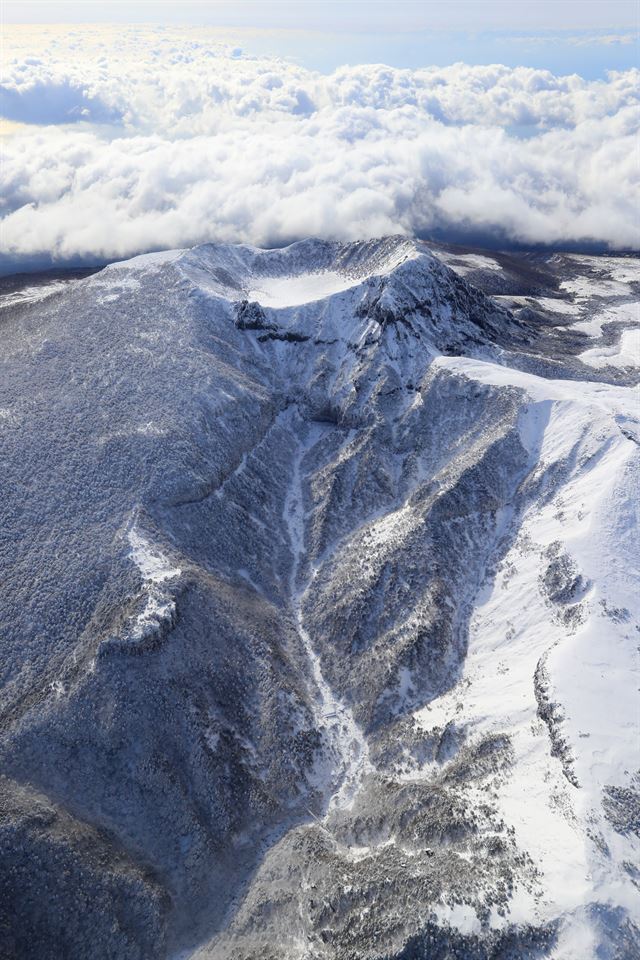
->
[0, 238, 638, 959]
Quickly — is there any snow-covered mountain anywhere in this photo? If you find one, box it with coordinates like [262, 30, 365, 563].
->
[0, 237, 637, 960]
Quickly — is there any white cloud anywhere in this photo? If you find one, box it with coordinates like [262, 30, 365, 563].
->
[1, 25, 638, 268]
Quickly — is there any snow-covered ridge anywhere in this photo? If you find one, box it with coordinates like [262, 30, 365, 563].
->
[105, 235, 418, 289]
[98, 235, 525, 367]
[243, 238, 421, 308]
[105, 235, 418, 285]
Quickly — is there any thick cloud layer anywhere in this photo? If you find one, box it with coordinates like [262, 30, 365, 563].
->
[1, 25, 638, 267]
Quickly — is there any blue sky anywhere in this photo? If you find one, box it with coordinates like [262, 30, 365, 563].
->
[5, 0, 639, 77]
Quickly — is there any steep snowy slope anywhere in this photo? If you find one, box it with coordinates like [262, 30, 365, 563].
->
[0, 238, 637, 960]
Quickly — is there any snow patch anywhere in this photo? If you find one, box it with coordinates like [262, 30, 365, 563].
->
[247, 271, 360, 308]
[579, 326, 639, 369]
[284, 418, 373, 814]
[435, 252, 502, 276]
[0, 281, 69, 310]
[107, 248, 185, 273]
[127, 527, 181, 641]
[128, 528, 181, 584]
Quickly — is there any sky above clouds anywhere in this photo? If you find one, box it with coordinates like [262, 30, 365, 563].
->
[0, 4, 638, 269]
[3, 1, 639, 75]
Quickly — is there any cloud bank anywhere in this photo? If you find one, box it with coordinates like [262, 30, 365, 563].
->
[1, 26, 638, 269]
